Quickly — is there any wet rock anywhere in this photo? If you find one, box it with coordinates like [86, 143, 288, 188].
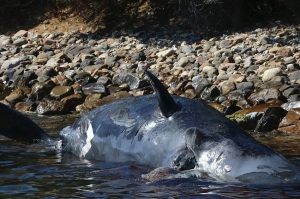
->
[248, 88, 284, 105]
[15, 100, 36, 112]
[0, 83, 11, 100]
[281, 101, 300, 111]
[82, 83, 107, 95]
[200, 85, 220, 102]
[235, 100, 284, 115]
[287, 94, 300, 102]
[255, 107, 287, 132]
[278, 108, 300, 134]
[61, 93, 85, 109]
[50, 86, 74, 99]
[192, 76, 212, 95]
[112, 73, 147, 90]
[36, 99, 68, 115]
[209, 103, 226, 113]
[85, 93, 105, 102]
[4, 89, 25, 106]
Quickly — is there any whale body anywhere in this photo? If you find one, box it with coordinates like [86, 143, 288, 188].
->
[0, 70, 300, 184]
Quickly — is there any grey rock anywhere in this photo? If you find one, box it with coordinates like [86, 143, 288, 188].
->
[1, 59, 21, 70]
[219, 40, 232, 48]
[200, 85, 220, 102]
[236, 82, 254, 90]
[181, 45, 193, 54]
[13, 38, 27, 46]
[192, 76, 212, 94]
[82, 83, 107, 95]
[289, 71, 300, 81]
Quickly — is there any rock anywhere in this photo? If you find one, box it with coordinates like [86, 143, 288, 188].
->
[219, 40, 232, 48]
[13, 38, 27, 46]
[46, 52, 71, 67]
[0, 83, 11, 100]
[15, 100, 36, 112]
[50, 86, 74, 99]
[83, 91, 132, 111]
[156, 49, 174, 57]
[255, 107, 287, 132]
[289, 71, 300, 81]
[262, 67, 281, 82]
[200, 85, 220, 102]
[236, 82, 254, 90]
[281, 101, 300, 111]
[235, 100, 283, 115]
[36, 99, 68, 115]
[269, 46, 280, 54]
[181, 45, 193, 54]
[209, 103, 226, 113]
[4, 89, 25, 106]
[61, 93, 85, 109]
[192, 76, 212, 95]
[219, 81, 236, 95]
[177, 57, 189, 67]
[1, 59, 21, 70]
[131, 51, 146, 63]
[112, 73, 147, 90]
[12, 30, 28, 38]
[277, 47, 293, 57]
[244, 57, 256, 68]
[248, 88, 284, 105]
[82, 83, 107, 95]
[278, 108, 300, 134]
[85, 93, 105, 102]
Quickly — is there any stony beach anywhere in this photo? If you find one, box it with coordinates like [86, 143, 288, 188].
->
[1, 26, 300, 134]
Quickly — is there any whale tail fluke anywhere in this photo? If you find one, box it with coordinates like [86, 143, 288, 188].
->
[0, 103, 55, 144]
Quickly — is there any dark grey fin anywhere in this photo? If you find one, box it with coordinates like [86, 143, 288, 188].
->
[145, 70, 178, 117]
[0, 103, 55, 145]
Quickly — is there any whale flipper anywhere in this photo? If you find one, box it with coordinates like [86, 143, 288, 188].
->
[0, 103, 55, 144]
[145, 70, 178, 117]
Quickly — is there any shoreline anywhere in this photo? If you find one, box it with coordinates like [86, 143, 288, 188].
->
[1, 25, 300, 134]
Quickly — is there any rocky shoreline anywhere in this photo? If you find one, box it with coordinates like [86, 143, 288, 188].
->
[1, 26, 300, 134]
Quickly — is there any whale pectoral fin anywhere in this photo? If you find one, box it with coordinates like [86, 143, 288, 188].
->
[145, 70, 178, 118]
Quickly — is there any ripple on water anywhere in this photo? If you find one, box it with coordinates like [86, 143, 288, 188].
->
[0, 185, 39, 194]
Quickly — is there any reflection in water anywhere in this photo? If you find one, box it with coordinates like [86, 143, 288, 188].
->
[0, 114, 300, 198]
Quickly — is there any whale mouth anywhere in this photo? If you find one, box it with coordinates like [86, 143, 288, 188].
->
[173, 148, 197, 171]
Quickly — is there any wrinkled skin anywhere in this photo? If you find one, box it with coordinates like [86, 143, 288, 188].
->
[60, 95, 300, 183]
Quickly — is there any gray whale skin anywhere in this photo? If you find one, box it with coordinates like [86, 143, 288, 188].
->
[0, 70, 300, 184]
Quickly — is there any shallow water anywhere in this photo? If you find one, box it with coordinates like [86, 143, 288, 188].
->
[1, 114, 300, 198]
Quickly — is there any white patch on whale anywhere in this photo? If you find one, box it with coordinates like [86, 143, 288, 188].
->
[80, 121, 94, 158]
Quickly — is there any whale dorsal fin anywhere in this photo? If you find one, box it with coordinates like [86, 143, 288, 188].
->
[145, 70, 178, 117]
